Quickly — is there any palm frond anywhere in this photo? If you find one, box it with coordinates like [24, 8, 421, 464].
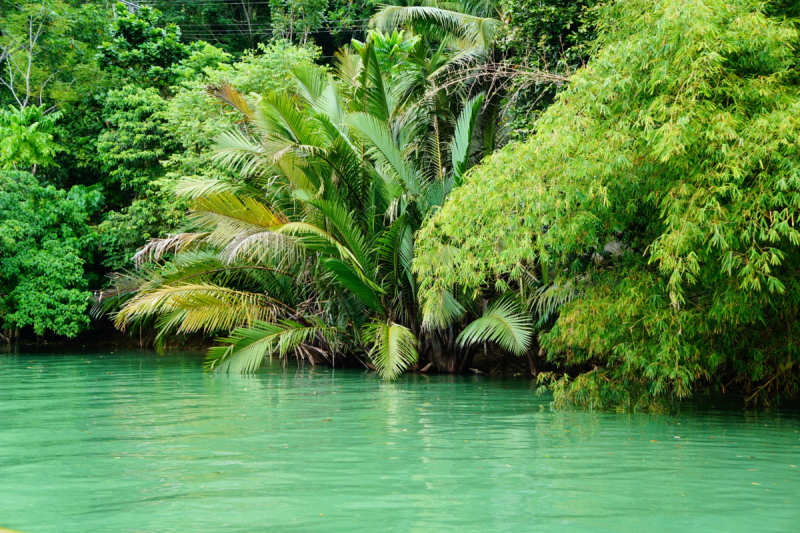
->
[531, 280, 580, 326]
[207, 319, 337, 373]
[372, 5, 500, 52]
[115, 283, 283, 334]
[189, 192, 288, 248]
[175, 177, 250, 199]
[457, 296, 533, 356]
[451, 92, 485, 185]
[361, 321, 419, 379]
[420, 287, 465, 330]
[357, 42, 394, 121]
[208, 82, 257, 120]
[276, 221, 365, 270]
[133, 233, 211, 268]
[320, 257, 384, 313]
[292, 66, 329, 106]
[315, 78, 347, 124]
[378, 216, 415, 291]
[221, 230, 302, 267]
[307, 198, 375, 273]
[211, 129, 274, 178]
[377, 215, 417, 317]
[259, 90, 322, 146]
[346, 112, 419, 195]
[334, 46, 363, 97]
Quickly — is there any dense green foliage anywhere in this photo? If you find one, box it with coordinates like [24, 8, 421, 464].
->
[1, 1, 566, 343]
[99, 0, 604, 377]
[499, 0, 598, 65]
[0, 171, 101, 336]
[0, 2, 325, 333]
[0, 105, 61, 172]
[97, 5, 191, 89]
[6, 0, 794, 410]
[0, 0, 110, 109]
[416, 0, 800, 408]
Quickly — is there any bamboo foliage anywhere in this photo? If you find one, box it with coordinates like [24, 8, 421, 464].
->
[415, 0, 800, 407]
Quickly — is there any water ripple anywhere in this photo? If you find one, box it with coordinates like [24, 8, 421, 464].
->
[1, 350, 799, 533]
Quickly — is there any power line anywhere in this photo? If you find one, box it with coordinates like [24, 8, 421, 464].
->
[177, 26, 371, 37]
[176, 24, 372, 31]
[176, 19, 373, 27]
[165, 17, 375, 37]
[178, 26, 371, 31]
[140, 0, 369, 7]
[176, 22, 374, 39]
[142, 0, 277, 5]
[130, 2, 381, 41]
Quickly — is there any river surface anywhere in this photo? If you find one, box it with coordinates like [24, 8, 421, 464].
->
[1, 349, 799, 532]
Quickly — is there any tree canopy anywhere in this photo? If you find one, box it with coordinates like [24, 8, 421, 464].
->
[0, 171, 101, 337]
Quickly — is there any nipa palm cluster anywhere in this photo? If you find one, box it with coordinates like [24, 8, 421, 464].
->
[101, 37, 534, 377]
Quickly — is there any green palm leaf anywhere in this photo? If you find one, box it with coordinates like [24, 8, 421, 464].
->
[115, 283, 282, 335]
[377, 215, 416, 302]
[307, 198, 375, 272]
[451, 92, 485, 185]
[133, 232, 211, 267]
[420, 287, 465, 329]
[456, 296, 533, 356]
[174, 177, 251, 199]
[372, 4, 500, 52]
[207, 319, 337, 373]
[276, 221, 365, 271]
[362, 321, 419, 379]
[189, 192, 288, 249]
[292, 66, 329, 106]
[211, 129, 275, 178]
[346, 112, 420, 195]
[320, 257, 384, 313]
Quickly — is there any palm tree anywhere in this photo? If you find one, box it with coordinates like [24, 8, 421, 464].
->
[372, 0, 502, 56]
[101, 36, 534, 377]
[372, 0, 571, 147]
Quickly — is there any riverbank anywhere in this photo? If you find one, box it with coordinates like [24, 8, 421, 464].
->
[2, 320, 215, 351]
[1, 321, 540, 377]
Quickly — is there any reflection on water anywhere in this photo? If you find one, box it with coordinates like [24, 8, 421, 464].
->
[0, 350, 799, 532]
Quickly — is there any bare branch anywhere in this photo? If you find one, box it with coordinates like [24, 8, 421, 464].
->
[0, 2, 48, 109]
[433, 63, 569, 98]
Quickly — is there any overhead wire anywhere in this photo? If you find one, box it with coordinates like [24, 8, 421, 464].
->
[176, 22, 376, 40]
[141, 0, 303, 6]
[139, 0, 369, 9]
[131, 0, 408, 46]
[175, 20, 373, 27]
[177, 27, 372, 39]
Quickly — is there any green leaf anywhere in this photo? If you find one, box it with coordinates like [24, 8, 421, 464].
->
[361, 321, 419, 379]
[457, 296, 533, 356]
[207, 319, 336, 373]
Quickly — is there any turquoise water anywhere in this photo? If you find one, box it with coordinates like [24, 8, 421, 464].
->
[1, 350, 799, 532]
